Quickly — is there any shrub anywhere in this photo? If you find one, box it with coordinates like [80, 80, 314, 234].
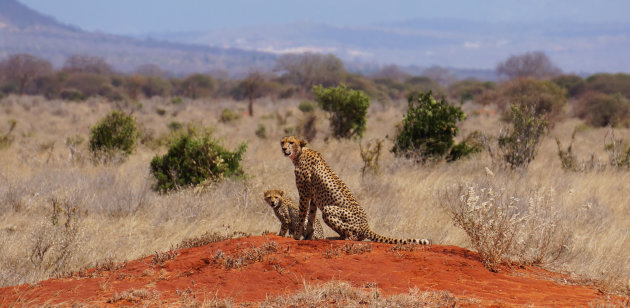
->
[219, 108, 241, 123]
[150, 134, 246, 192]
[552, 74, 585, 97]
[298, 100, 317, 113]
[494, 78, 567, 120]
[359, 139, 382, 176]
[448, 79, 495, 103]
[142, 76, 171, 98]
[255, 124, 267, 139]
[63, 73, 110, 100]
[442, 183, 570, 272]
[392, 91, 465, 162]
[497, 104, 547, 169]
[605, 127, 630, 169]
[313, 84, 369, 139]
[89, 111, 138, 157]
[583, 73, 630, 98]
[167, 121, 183, 132]
[0, 119, 17, 150]
[574, 91, 630, 128]
[556, 130, 580, 172]
[446, 131, 484, 162]
[179, 74, 215, 99]
[298, 114, 317, 142]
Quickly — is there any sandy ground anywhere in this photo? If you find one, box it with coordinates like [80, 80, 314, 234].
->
[1, 235, 627, 307]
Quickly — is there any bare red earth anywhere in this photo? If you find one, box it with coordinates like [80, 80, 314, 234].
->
[0, 235, 626, 307]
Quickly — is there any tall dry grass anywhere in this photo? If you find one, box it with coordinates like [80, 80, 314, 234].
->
[0, 95, 629, 294]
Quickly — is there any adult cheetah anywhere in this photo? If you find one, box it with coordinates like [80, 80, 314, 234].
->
[263, 189, 325, 239]
[280, 136, 431, 245]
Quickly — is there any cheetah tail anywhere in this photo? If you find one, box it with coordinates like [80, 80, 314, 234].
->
[366, 230, 431, 245]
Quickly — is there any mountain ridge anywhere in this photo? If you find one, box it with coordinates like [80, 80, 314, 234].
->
[0, 0, 278, 76]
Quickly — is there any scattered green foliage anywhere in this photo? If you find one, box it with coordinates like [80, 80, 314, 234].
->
[359, 139, 382, 176]
[446, 131, 484, 162]
[167, 121, 183, 132]
[219, 108, 241, 123]
[313, 84, 369, 139]
[0, 119, 17, 150]
[298, 100, 317, 113]
[171, 96, 183, 104]
[495, 78, 567, 120]
[604, 127, 630, 169]
[556, 130, 581, 172]
[498, 104, 548, 169]
[88, 111, 138, 157]
[255, 124, 267, 139]
[392, 91, 465, 163]
[150, 134, 247, 192]
[574, 92, 630, 128]
[298, 114, 317, 142]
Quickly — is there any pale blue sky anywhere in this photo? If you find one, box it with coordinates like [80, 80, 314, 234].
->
[18, 0, 630, 34]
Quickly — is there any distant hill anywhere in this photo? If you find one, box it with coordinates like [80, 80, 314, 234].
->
[0, 0, 277, 76]
[149, 18, 630, 75]
[4, 0, 628, 78]
[0, 0, 77, 31]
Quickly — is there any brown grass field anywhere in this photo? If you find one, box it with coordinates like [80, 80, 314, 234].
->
[0, 94, 629, 301]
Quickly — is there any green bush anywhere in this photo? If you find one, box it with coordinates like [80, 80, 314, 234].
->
[583, 73, 630, 98]
[448, 79, 495, 103]
[446, 131, 484, 162]
[219, 108, 241, 123]
[0, 119, 17, 150]
[498, 104, 548, 169]
[313, 84, 369, 139]
[298, 100, 317, 113]
[255, 124, 267, 139]
[392, 91, 465, 162]
[496, 78, 566, 120]
[89, 111, 139, 157]
[150, 134, 246, 192]
[574, 91, 630, 127]
[552, 74, 585, 97]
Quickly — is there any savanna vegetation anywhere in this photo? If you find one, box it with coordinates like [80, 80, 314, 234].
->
[0, 50, 629, 297]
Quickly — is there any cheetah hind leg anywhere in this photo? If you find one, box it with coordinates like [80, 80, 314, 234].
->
[322, 215, 365, 241]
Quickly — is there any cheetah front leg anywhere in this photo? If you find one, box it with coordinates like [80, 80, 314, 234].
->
[294, 195, 311, 240]
[278, 221, 289, 237]
[302, 202, 318, 240]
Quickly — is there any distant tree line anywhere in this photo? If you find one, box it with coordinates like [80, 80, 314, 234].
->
[0, 51, 629, 127]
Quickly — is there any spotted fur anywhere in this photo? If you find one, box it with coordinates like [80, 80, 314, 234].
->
[280, 136, 431, 245]
[263, 189, 324, 239]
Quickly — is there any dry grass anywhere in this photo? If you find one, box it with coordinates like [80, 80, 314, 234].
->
[258, 280, 465, 307]
[185, 280, 468, 307]
[0, 94, 629, 294]
[211, 240, 279, 269]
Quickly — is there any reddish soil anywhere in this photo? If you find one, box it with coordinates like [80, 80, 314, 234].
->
[0, 235, 626, 307]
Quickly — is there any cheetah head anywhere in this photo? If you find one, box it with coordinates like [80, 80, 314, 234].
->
[263, 189, 285, 208]
[280, 136, 307, 160]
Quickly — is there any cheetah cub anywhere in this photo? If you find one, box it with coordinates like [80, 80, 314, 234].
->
[263, 189, 324, 240]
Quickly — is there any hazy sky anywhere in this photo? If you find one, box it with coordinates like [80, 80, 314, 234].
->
[18, 0, 630, 34]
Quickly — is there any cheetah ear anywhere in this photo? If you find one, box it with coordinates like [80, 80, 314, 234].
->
[299, 139, 307, 147]
[279, 190, 285, 196]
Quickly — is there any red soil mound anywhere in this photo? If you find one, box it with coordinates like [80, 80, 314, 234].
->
[0, 235, 625, 306]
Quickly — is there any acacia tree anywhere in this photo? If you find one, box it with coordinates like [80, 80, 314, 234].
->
[180, 74, 215, 99]
[238, 71, 269, 116]
[63, 54, 114, 75]
[0, 53, 53, 96]
[134, 63, 166, 77]
[275, 53, 345, 95]
[496, 51, 562, 80]
[370, 64, 410, 82]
